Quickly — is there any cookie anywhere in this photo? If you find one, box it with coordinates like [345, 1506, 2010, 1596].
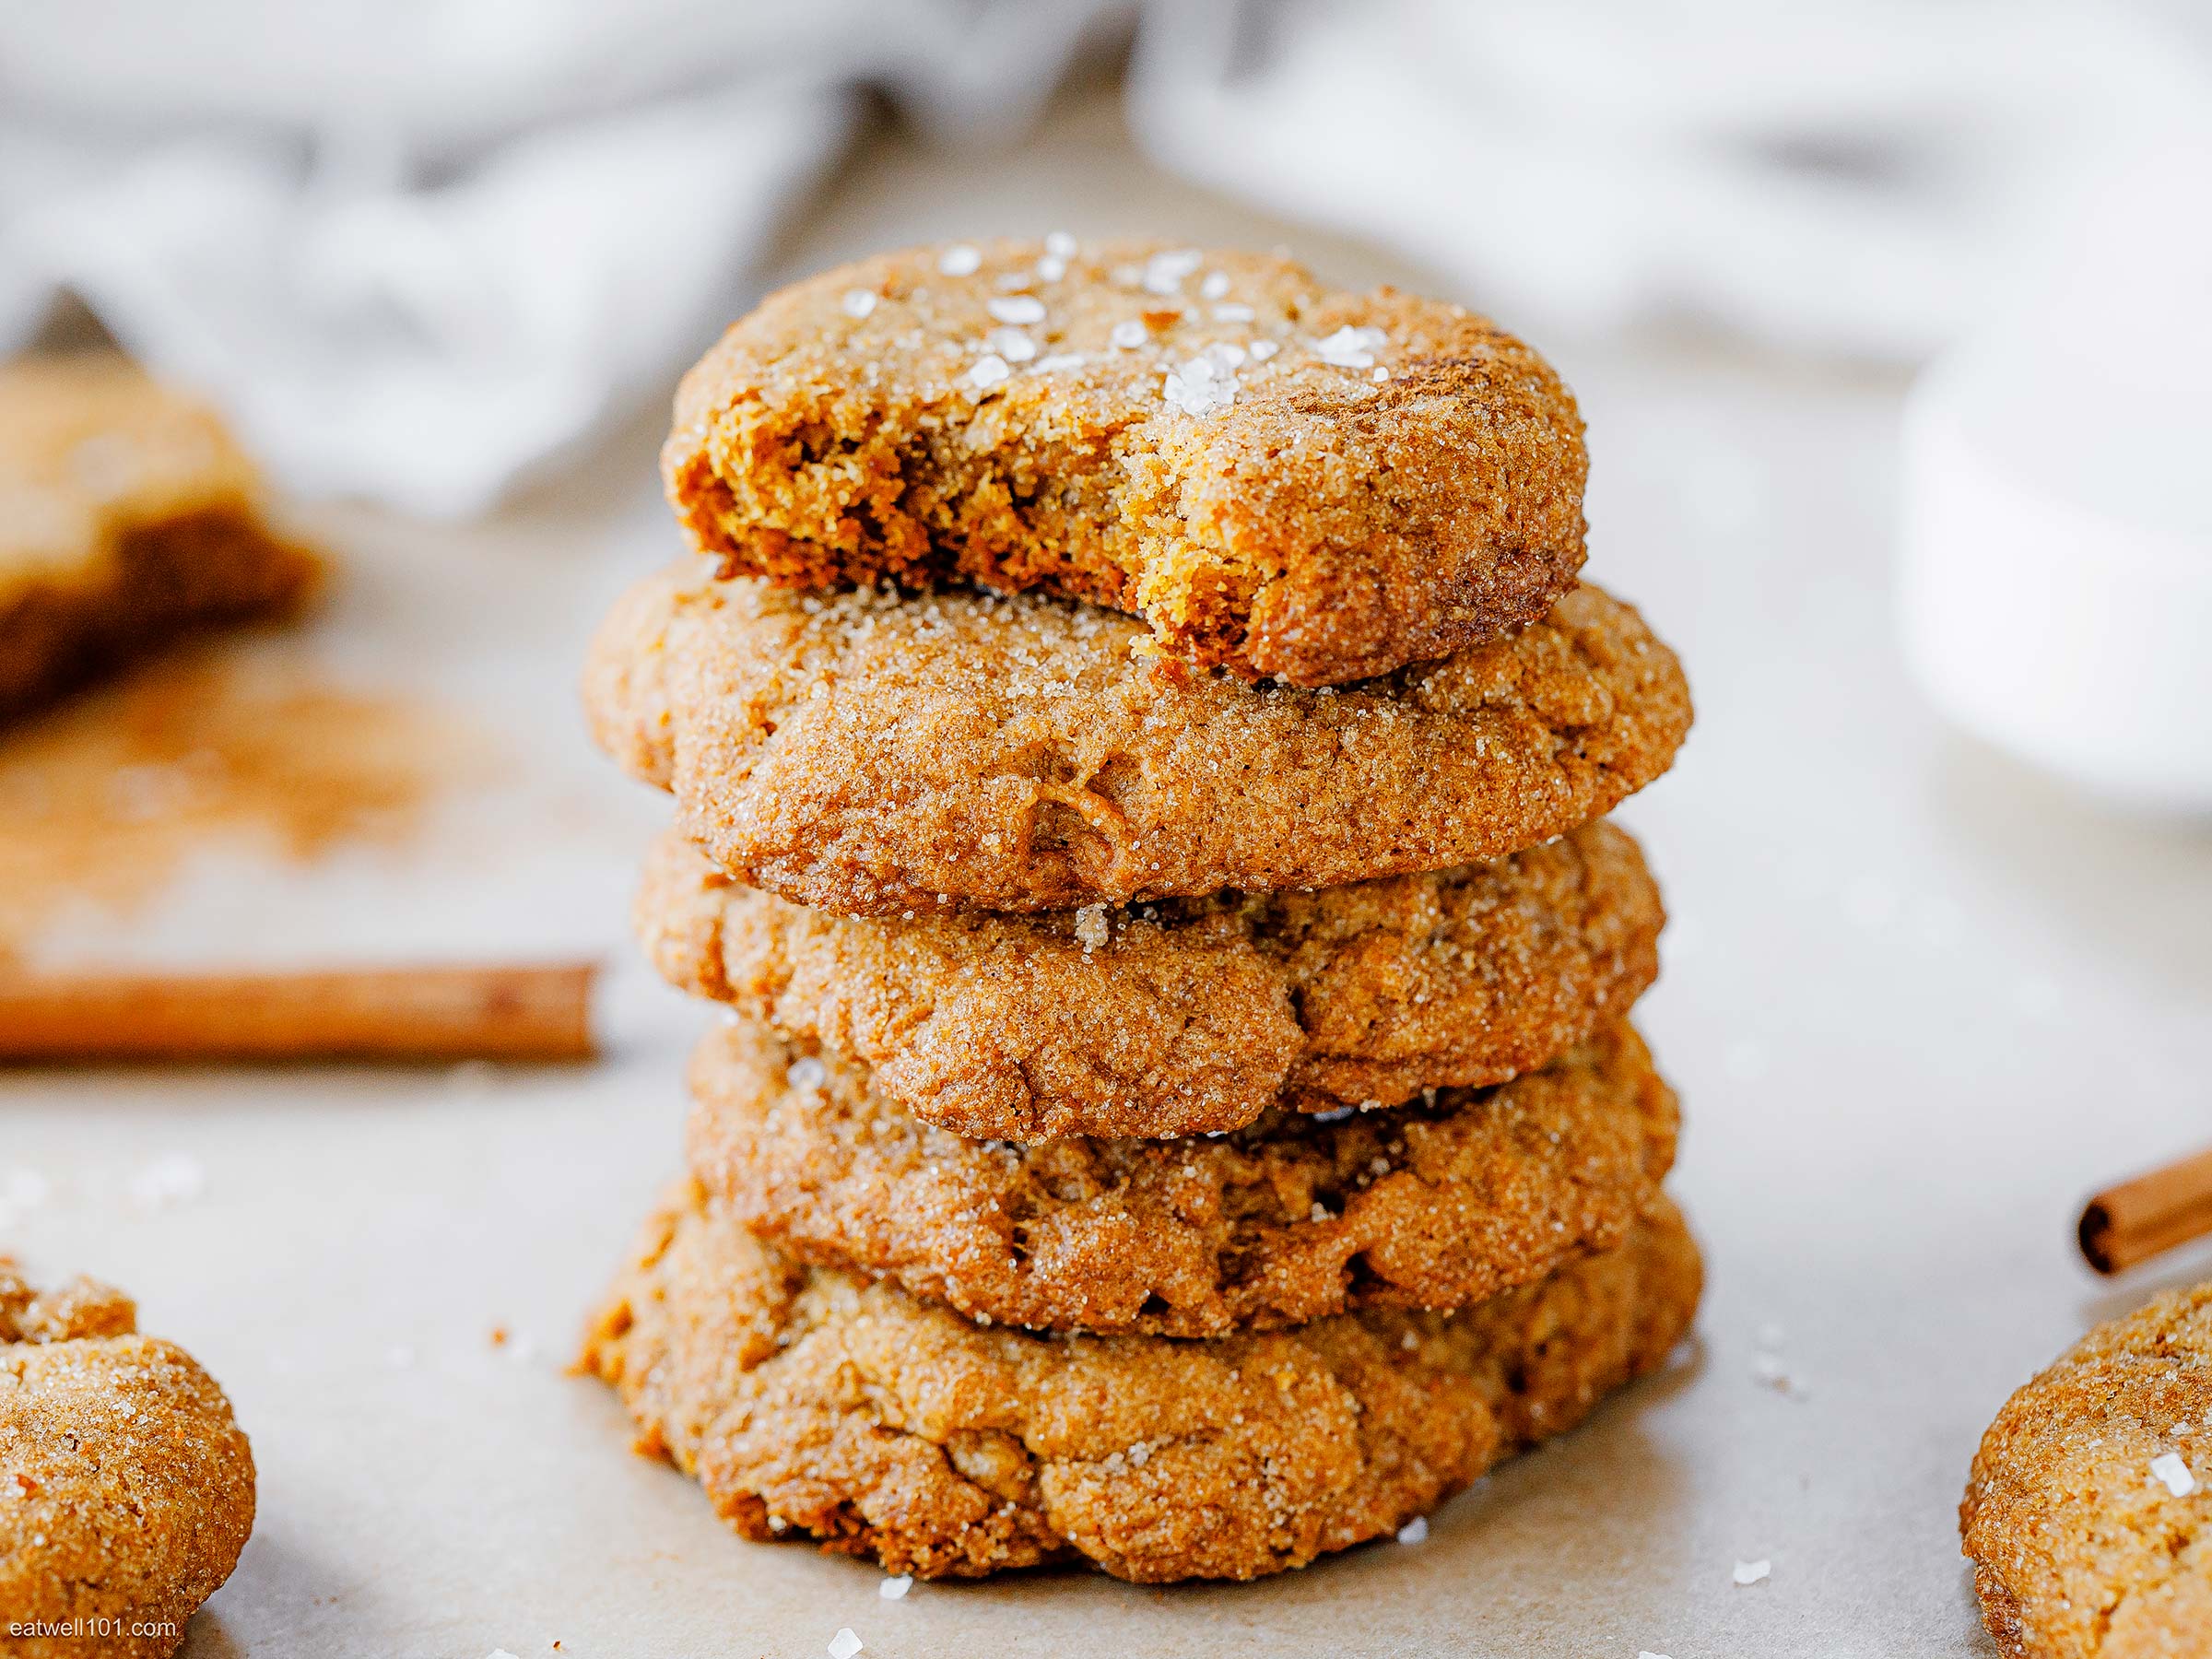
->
[639, 816, 1662, 1140]
[1, 1265, 256, 1658]
[1961, 1284, 2212, 1658]
[584, 561, 1689, 916]
[0, 356, 320, 720]
[663, 240, 1588, 688]
[582, 1182, 1698, 1583]
[685, 1014, 1677, 1338]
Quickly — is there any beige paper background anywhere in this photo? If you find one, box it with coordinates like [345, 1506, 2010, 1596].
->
[6, 85, 2210, 1659]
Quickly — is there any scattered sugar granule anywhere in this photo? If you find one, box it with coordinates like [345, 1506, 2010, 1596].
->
[2153, 1453, 2197, 1496]
[987, 295, 1046, 324]
[879, 1575, 912, 1601]
[938, 244, 981, 276]
[1312, 324, 1387, 368]
[985, 326, 1037, 363]
[1073, 904, 1110, 950]
[1109, 319, 1147, 349]
[128, 1154, 205, 1207]
[1395, 1516, 1429, 1545]
[1734, 1559, 1771, 1585]
[841, 289, 877, 319]
[829, 1628, 865, 1659]
[966, 354, 1011, 392]
[789, 1056, 828, 1092]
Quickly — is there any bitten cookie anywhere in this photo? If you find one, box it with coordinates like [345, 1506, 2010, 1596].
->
[584, 561, 1689, 916]
[664, 240, 1588, 688]
[1, 1265, 256, 1659]
[582, 1182, 1699, 1583]
[685, 1015, 1677, 1337]
[0, 356, 320, 720]
[1962, 1285, 2212, 1658]
[639, 818, 1663, 1139]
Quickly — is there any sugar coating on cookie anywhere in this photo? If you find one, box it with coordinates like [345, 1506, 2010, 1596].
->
[583, 562, 1690, 916]
[1, 1265, 256, 1659]
[582, 1183, 1698, 1582]
[684, 1014, 1677, 1338]
[1963, 1285, 2212, 1659]
[637, 817, 1664, 1139]
[663, 240, 1589, 688]
[0, 356, 320, 718]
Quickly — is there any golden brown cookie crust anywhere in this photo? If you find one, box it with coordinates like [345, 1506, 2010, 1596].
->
[664, 240, 1588, 688]
[639, 818, 1663, 1139]
[0, 357, 320, 720]
[583, 562, 1690, 916]
[685, 1015, 1677, 1338]
[1962, 1284, 2212, 1659]
[1, 1265, 256, 1659]
[582, 1183, 1698, 1583]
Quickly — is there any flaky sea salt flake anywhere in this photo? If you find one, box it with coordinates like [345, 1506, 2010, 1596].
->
[1395, 1516, 1429, 1545]
[1312, 324, 1387, 368]
[987, 295, 1046, 325]
[938, 245, 982, 276]
[1109, 320, 1148, 350]
[1142, 248, 1204, 295]
[841, 289, 877, 319]
[879, 1575, 912, 1600]
[966, 354, 1012, 392]
[985, 327, 1038, 363]
[2154, 1453, 2196, 1496]
[1200, 271, 1231, 300]
[828, 1630, 864, 1659]
[1734, 1559, 1771, 1586]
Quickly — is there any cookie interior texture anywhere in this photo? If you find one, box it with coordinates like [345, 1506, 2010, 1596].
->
[583, 561, 1689, 916]
[0, 356, 321, 718]
[1, 1266, 256, 1659]
[1962, 1284, 2212, 1659]
[664, 240, 1588, 688]
[638, 816, 1664, 1140]
[685, 1014, 1677, 1338]
[582, 1182, 1698, 1583]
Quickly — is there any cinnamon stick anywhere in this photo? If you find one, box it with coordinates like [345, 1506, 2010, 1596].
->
[0, 962, 597, 1065]
[2079, 1144, 2212, 1275]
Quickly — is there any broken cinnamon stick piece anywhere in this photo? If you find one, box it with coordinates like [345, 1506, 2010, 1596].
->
[2078, 1144, 2212, 1275]
[0, 962, 598, 1065]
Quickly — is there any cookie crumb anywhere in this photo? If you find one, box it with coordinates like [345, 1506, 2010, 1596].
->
[1073, 903, 1110, 950]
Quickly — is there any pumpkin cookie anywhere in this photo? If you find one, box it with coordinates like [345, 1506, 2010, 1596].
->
[584, 561, 1688, 916]
[639, 818, 1662, 1140]
[685, 1015, 1677, 1337]
[1, 1265, 256, 1658]
[1962, 1284, 2212, 1658]
[0, 356, 320, 720]
[664, 240, 1588, 688]
[582, 1182, 1698, 1583]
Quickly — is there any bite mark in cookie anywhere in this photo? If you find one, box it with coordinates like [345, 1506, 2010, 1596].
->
[664, 240, 1588, 688]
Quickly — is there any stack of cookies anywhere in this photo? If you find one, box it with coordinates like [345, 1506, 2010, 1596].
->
[579, 241, 1699, 1583]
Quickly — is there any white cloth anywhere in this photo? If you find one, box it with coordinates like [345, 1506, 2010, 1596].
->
[3, 0, 2205, 515]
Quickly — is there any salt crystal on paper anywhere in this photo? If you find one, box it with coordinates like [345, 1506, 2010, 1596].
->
[1395, 1516, 1429, 1545]
[2153, 1453, 2196, 1496]
[841, 290, 877, 319]
[987, 295, 1046, 324]
[829, 1630, 864, 1659]
[938, 245, 982, 276]
[1734, 1559, 1771, 1585]
[879, 1575, 912, 1600]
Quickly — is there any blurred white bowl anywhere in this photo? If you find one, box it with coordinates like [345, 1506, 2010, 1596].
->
[1899, 140, 2212, 816]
